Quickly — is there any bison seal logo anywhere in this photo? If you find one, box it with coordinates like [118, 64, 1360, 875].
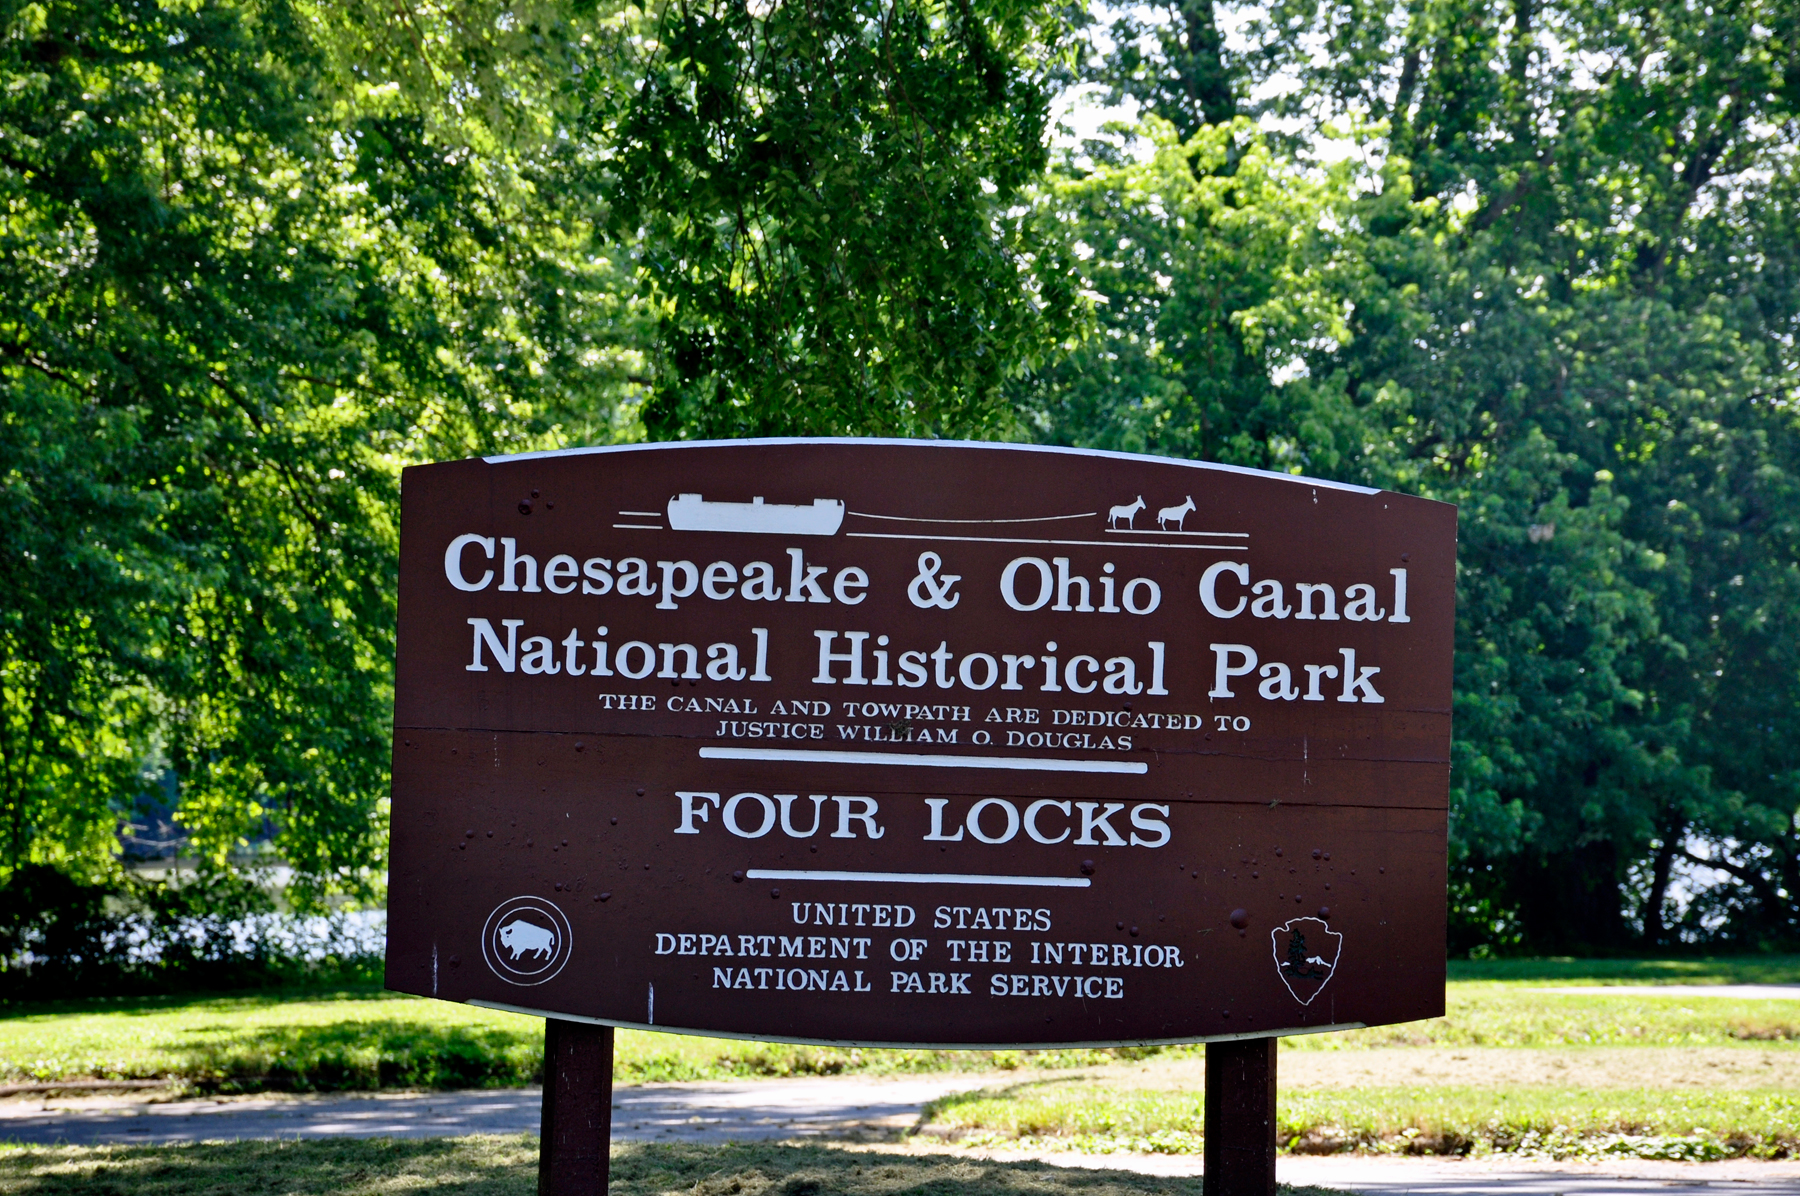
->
[481, 896, 572, 986]
[1270, 916, 1341, 1005]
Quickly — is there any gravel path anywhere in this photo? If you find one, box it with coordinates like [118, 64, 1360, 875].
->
[0, 1075, 996, 1148]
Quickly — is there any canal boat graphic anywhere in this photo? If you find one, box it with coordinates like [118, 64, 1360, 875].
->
[667, 494, 845, 535]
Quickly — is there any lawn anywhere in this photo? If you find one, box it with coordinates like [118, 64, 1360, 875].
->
[0, 990, 1102, 1090]
[1286, 985, 1800, 1050]
[1, 956, 1796, 1091]
[0, 1139, 1350, 1196]
[3, 957, 1797, 1163]
[1442, 955, 1800, 985]
[920, 1078, 1800, 1160]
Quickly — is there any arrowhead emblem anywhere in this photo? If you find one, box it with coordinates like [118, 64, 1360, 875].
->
[1270, 917, 1342, 1005]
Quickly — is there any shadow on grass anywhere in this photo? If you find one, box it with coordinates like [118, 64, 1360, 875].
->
[0, 1135, 537, 1196]
[0, 1138, 1351, 1196]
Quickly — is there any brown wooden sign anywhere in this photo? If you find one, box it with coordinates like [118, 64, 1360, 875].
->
[386, 440, 1454, 1046]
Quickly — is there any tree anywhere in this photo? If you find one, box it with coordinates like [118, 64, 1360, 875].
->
[587, 0, 1087, 438]
[1049, 0, 1800, 948]
[1014, 118, 1382, 477]
[0, 0, 643, 905]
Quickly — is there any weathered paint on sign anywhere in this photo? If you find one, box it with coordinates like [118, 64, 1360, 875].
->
[385, 440, 1454, 1046]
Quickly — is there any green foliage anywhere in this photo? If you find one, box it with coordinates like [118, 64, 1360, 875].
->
[1015, 119, 1385, 475]
[1, 0, 1092, 904]
[0, 865, 377, 997]
[591, 0, 1087, 437]
[4, 0, 1797, 956]
[1049, 0, 1800, 950]
[0, 0, 645, 903]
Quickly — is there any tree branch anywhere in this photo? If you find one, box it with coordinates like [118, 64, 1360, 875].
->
[204, 372, 335, 545]
[1679, 846, 1782, 910]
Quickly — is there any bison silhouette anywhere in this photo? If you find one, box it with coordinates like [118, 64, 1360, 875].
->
[498, 918, 557, 961]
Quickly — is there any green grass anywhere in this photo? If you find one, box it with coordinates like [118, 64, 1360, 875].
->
[2, 957, 1796, 1092]
[921, 1079, 1800, 1160]
[0, 987, 1123, 1091]
[1446, 955, 1800, 985]
[0, 989, 543, 1090]
[0, 1139, 1351, 1196]
[1285, 988, 1800, 1050]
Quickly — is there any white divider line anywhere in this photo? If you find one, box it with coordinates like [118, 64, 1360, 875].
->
[747, 868, 1091, 889]
[697, 746, 1148, 775]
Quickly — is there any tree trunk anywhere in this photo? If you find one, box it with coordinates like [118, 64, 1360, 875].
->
[1641, 814, 1682, 946]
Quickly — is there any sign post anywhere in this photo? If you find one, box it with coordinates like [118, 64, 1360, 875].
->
[539, 1020, 613, 1196]
[385, 440, 1455, 1196]
[1205, 1037, 1277, 1194]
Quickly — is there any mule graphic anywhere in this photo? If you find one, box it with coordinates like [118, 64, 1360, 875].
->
[1108, 496, 1146, 529]
[1158, 496, 1196, 530]
[498, 918, 557, 961]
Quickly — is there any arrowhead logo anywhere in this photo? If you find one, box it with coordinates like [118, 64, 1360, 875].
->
[1271, 917, 1342, 1005]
